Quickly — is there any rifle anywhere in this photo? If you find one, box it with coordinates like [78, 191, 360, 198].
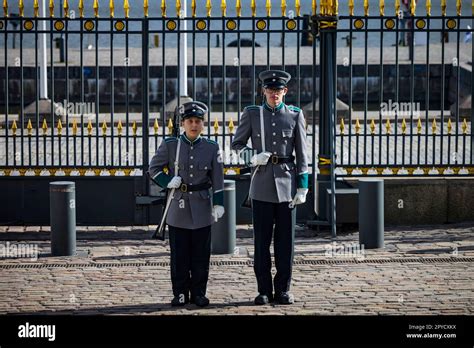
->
[151, 105, 181, 240]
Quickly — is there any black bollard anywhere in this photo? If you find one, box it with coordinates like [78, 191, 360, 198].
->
[358, 178, 384, 249]
[50, 181, 76, 256]
[211, 180, 236, 254]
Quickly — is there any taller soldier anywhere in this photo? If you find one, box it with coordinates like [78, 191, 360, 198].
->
[232, 70, 309, 305]
[149, 101, 225, 307]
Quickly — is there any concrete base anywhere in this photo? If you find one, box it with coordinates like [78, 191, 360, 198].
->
[346, 178, 474, 225]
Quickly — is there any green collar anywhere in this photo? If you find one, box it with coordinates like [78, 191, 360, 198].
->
[180, 133, 202, 146]
[263, 101, 285, 113]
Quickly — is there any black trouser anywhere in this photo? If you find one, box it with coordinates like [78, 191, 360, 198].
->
[252, 199, 296, 296]
[169, 225, 212, 298]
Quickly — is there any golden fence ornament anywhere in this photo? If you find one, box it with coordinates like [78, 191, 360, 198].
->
[426, 0, 431, 16]
[161, 0, 166, 17]
[349, 0, 354, 16]
[49, 0, 54, 17]
[251, 0, 256, 17]
[124, 0, 130, 18]
[153, 119, 159, 135]
[110, 0, 114, 17]
[3, 0, 8, 17]
[206, 0, 212, 17]
[221, 0, 226, 17]
[167, 118, 173, 134]
[94, 0, 99, 17]
[266, 0, 271, 17]
[144, 0, 148, 17]
[34, 0, 39, 17]
[236, 0, 241, 17]
[79, 0, 84, 17]
[64, 0, 69, 17]
[117, 119, 123, 136]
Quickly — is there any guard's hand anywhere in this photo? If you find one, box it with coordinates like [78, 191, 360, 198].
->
[289, 188, 308, 208]
[212, 205, 225, 222]
[167, 176, 182, 189]
[250, 152, 272, 167]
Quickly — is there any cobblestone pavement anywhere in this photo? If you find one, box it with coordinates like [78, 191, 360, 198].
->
[0, 223, 473, 315]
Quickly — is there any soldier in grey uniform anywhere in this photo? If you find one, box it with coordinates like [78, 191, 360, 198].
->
[232, 70, 309, 305]
[148, 101, 225, 307]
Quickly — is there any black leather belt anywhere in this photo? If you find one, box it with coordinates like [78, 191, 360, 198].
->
[270, 155, 295, 164]
[178, 182, 212, 193]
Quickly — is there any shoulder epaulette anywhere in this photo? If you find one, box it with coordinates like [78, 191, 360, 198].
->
[244, 105, 260, 111]
[164, 137, 178, 143]
[204, 138, 218, 146]
[288, 105, 302, 113]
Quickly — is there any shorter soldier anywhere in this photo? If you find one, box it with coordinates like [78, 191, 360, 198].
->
[149, 101, 225, 307]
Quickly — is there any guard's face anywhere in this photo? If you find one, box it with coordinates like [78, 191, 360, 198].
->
[182, 117, 204, 139]
[263, 87, 288, 108]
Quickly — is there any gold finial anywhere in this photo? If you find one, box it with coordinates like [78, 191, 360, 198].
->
[94, 0, 99, 17]
[11, 119, 17, 135]
[153, 118, 159, 135]
[339, 118, 345, 134]
[456, 0, 461, 16]
[206, 0, 212, 17]
[462, 119, 468, 134]
[410, 0, 416, 16]
[334, 0, 338, 15]
[266, 0, 271, 17]
[117, 119, 123, 136]
[401, 118, 407, 134]
[3, 0, 8, 18]
[349, 0, 354, 16]
[395, 0, 400, 15]
[161, 0, 166, 17]
[221, 0, 226, 16]
[102, 120, 107, 136]
[370, 119, 375, 134]
[417, 118, 422, 134]
[124, 0, 130, 18]
[447, 118, 452, 134]
[49, 0, 54, 17]
[176, 0, 181, 16]
[251, 0, 256, 17]
[191, 0, 196, 16]
[385, 119, 391, 134]
[132, 121, 137, 136]
[63, 0, 69, 17]
[312, 0, 316, 16]
[213, 117, 219, 135]
[294, 0, 300, 16]
[72, 120, 78, 135]
[379, 0, 384, 16]
[364, 0, 369, 16]
[236, 0, 241, 17]
[87, 120, 93, 136]
[472, 0, 474, 15]
[34, 0, 39, 17]
[19, 0, 23, 17]
[228, 117, 235, 134]
[27, 119, 32, 136]
[441, 0, 446, 16]
[144, 0, 148, 17]
[355, 118, 361, 134]
[79, 0, 84, 17]
[42, 119, 48, 134]
[167, 118, 173, 134]
[431, 119, 437, 133]
[109, 0, 114, 17]
[426, 0, 431, 16]
[281, 0, 286, 17]
[57, 119, 63, 136]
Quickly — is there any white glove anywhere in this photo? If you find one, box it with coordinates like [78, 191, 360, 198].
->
[289, 188, 308, 208]
[212, 205, 225, 222]
[167, 176, 182, 189]
[250, 152, 272, 167]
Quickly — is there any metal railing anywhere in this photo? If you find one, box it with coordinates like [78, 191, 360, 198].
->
[0, 0, 472, 179]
